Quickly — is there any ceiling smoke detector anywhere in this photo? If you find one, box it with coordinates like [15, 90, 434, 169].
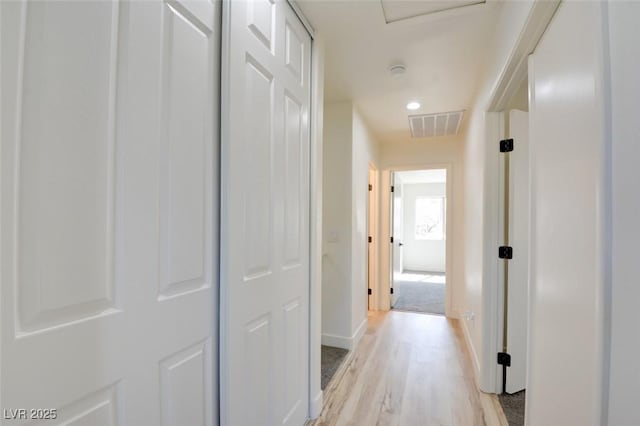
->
[389, 64, 407, 77]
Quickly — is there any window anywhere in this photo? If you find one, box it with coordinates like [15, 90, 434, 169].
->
[415, 197, 445, 240]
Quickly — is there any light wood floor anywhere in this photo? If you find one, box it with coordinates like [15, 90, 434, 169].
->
[311, 311, 507, 426]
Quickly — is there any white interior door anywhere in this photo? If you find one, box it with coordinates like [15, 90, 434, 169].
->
[505, 109, 529, 394]
[221, 0, 311, 425]
[527, 2, 609, 424]
[367, 168, 375, 309]
[391, 174, 403, 306]
[1, 1, 219, 424]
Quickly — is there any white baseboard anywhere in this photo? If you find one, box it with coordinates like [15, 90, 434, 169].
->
[352, 318, 367, 347]
[402, 266, 446, 274]
[321, 333, 351, 349]
[460, 317, 481, 385]
[321, 317, 368, 350]
[309, 390, 323, 419]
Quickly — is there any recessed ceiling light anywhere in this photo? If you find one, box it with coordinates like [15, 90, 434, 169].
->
[406, 102, 421, 111]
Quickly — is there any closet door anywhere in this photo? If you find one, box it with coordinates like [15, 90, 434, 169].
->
[0, 1, 219, 424]
[221, 0, 312, 424]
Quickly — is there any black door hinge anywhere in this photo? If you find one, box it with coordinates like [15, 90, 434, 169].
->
[498, 352, 511, 394]
[368, 288, 372, 295]
[498, 246, 513, 259]
[391, 185, 395, 192]
[497, 352, 511, 367]
[390, 236, 394, 243]
[369, 184, 373, 191]
[368, 236, 372, 243]
[390, 287, 394, 294]
[500, 138, 514, 153]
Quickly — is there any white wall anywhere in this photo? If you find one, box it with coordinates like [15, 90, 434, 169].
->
[322, 102, 379, 349]
[460, 0, 535, 389]
[351, 109, 379, 335]
[607, 2, 640, 425]
[378, 137, 464, 317]
[402, 183, 446, 273]
[322, 102, 353, 344]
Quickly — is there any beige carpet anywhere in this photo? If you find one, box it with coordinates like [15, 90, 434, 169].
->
[498, 390, 525, 426]
[393, 272, 445, 315]
[321, 345, 348, 390]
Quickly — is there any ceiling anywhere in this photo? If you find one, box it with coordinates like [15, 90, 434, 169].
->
[397, 169, 447, 184]
[297, 0, 502, 144]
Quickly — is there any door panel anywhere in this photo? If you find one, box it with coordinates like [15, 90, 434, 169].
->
[1, 1, 219, 424]
[17, 0, 118, 334]
[505, 109, 529, 393]
[222, 0, 311, 425]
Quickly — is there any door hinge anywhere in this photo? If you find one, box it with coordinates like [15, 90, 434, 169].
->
[498, 352, 511, 394]
[498, 246, 513, 259]
[369, 184, 373, 191]
[390, 236, 394, 243]
[368, 288, 372, 295]
[391, 185, 395, 192]
[390, 287, 394, 294]
[497, 352, 511, 367]
[500, 138, 514, 153]
[368, 236, 372, 243]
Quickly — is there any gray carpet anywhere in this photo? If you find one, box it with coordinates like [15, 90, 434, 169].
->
[392, 272, 445, 315]
[321, 345, 348, 390]
[498, 390, 525, 426]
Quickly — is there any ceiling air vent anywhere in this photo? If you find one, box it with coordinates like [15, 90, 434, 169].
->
[409, 110, 464, 138]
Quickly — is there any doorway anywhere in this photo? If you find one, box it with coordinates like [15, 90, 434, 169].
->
[390, 168, 449, 316]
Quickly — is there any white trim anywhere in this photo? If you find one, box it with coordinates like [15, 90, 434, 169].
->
[308, 32, 325, 421]
[487, 1, 560, 111]
[352, 317, 368, 347]
[286, 0, 315, 39]
[321, 333, 352, 350]
[219, 1, 232, 423]
[310, 390, 323, 419]
[481, 111, 504, 394]
[321, 318, 367, 350]
[461, 316, 481, 383]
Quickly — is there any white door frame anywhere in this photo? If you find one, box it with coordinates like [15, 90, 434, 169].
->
[288, 3, 325, 419]
[219, 0, 324, 420]
[479, 1, 560, 394]
[307, 20, 325, 422]
[381, 163, 454, 317]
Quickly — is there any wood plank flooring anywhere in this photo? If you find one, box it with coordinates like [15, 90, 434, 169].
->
[311, 311, 507, 426]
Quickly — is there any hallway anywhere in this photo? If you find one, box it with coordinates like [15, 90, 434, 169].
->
[312, 311, 505, 426]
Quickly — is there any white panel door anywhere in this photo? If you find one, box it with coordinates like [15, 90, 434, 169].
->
[367, 169, 375, 309]
[221, 0, 311, 425]
[390, 174, 403, 307]
[505, 109, 529, 394]
[1, 1, 219, 424]
[527, 2, 609, 425]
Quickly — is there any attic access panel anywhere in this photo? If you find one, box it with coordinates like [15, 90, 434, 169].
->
[381, 0, 486, 24]
[409, 110, 464, 138]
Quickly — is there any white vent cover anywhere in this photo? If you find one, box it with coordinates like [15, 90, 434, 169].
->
[409, 110, 464, 138]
